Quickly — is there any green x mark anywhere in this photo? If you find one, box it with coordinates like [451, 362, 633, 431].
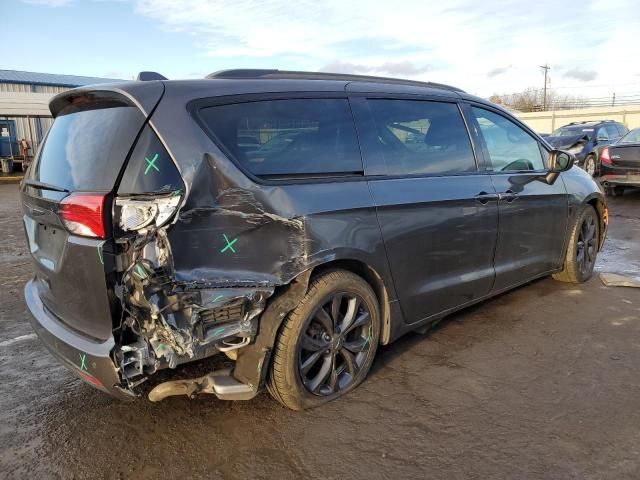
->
[144, 153, 160, 175]
[212, 294, 224, 303]
[220, 234, 238, 254]
[79, 353, 87, 371]
[211, 327, 226, 337]
[134, 264, 147, 279]
[364, 325, 372, 347]
[97, 240, 105, 265]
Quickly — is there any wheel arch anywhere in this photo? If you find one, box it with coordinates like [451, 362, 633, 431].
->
[309, 259, 393, 345]
[233, 257, 396, 390]
[586, 196, 607, 250]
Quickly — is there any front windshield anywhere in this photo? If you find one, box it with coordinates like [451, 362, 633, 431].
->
[619, 128, 640, 144]
[551, 126, 595, 138]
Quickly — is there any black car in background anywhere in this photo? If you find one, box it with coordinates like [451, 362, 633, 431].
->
[545, 120, 628, 176]
[21, 70, 607, 410]
[600, 128, 640, 196]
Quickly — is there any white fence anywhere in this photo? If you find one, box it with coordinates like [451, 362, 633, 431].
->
[514, 105, 640, 134]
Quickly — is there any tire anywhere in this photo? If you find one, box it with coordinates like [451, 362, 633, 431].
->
[553, 205, 600, 283]
[605, 186, 624, 197]
[267, 270, 381, 410]
[582, 154, 597, 177]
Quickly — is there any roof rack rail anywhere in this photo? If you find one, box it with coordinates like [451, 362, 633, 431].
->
[137, 71, 168, 81]
[205, 69, 465, 93]
[567, 119, 615, 126]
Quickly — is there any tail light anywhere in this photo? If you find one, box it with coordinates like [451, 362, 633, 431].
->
[114, 195, 181, 232]
[59, 193, 107, 239]
[600, 147, 612, 165]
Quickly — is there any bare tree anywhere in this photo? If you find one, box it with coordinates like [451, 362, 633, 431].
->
[490, 88, 586, 112]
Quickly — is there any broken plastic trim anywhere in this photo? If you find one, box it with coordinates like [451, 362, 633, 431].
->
[148, 368, 255, 402]
[111, 193, 277, 395]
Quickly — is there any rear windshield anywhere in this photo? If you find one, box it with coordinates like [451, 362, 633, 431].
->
[198, 98, 363, 179]
[619, 129, 640, 144]
[31, 106, 146, 191]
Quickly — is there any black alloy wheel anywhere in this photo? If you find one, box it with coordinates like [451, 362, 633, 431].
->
[576, 212, 597, 277]
[297, 292, 373, 396]
[553, 205, 600, 283]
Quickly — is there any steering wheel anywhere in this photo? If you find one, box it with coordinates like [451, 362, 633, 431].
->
[502, 158, 534, 171]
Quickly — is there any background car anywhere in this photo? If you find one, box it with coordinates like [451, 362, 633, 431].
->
[600, 128, 640, 196]
[544, 120, 628, 176]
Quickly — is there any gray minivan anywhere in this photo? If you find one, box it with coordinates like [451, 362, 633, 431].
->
[21, 70, 607, 410]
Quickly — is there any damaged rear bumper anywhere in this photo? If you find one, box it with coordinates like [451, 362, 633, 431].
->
[26, 278, 263, 402]
[25, 279, 134, 401]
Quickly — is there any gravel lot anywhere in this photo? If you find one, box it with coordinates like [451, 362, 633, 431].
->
[1, 182, 639, 479]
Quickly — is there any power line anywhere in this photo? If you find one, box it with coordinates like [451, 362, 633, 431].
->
[552, 81, 640, 90]
[501, 82, 640, 94]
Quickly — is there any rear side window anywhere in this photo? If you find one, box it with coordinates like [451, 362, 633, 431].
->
[364, 100, 476, 176]
[31, 106, 145, 191]
[198, 99, 362, 179]
[596, 127, 609, 141]
[118, 125, 184, 194]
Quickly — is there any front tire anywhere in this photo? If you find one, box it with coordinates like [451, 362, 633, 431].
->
[267, 270, 380, 410]
[553, 205, 600, 283]
[605, 185, 625, 197]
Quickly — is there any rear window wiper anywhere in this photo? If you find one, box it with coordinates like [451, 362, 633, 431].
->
[23, 179, 70, 193]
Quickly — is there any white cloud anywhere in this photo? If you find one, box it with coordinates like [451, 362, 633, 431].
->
[25, 0, 640, 97]
[131, 0, 640, 96]
[563, 68, 598, 82]
[319, 61, 432, 76]
[488, 66, 513, 78]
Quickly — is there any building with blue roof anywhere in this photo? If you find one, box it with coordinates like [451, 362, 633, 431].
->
[0, 70, 123, 169]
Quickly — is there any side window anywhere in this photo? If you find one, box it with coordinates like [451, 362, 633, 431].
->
[617, 124, 629, 137]
[596, 127, 609, 141]
[118, 125, 185, 194]
[471, 106, 545, 172]
[198, 99, 362, 179]
[364, 100, 476, 175]
[605, 124, 619, 140]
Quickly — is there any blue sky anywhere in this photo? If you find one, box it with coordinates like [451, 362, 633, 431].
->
[4, 0, 640, 98]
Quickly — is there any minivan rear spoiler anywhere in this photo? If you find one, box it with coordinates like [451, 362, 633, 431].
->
[49, 81, 165, 118]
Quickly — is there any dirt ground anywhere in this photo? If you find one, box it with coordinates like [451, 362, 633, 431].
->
[1, 182, 639, 480]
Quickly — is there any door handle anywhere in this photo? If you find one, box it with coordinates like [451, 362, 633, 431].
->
[474, 191, 499, 205]
[498, 190, 518, 203]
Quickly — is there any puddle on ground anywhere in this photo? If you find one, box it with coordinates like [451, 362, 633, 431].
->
[596, 236, 640, 277]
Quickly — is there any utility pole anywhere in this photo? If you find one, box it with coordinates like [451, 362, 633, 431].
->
[539, 64, 550, 111]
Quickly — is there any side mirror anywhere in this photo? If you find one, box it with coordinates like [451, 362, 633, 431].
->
[548, 150, 573, 173]
[542, 150, 573, 185]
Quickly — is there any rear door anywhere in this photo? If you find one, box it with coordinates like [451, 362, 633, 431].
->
[466, 105, 568, 291]
[21, 90, 158, 340]
[351, 96, 499, 324]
